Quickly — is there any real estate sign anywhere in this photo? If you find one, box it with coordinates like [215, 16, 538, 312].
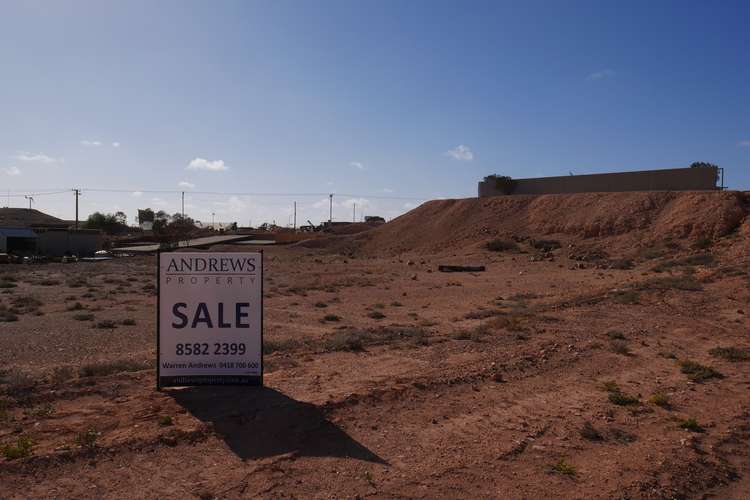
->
[157, 251, 263, 388]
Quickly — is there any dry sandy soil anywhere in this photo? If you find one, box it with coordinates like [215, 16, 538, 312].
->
[1, 191, 749, 499]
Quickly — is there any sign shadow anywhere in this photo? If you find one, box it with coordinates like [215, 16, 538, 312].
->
[167, 386, 387, 464]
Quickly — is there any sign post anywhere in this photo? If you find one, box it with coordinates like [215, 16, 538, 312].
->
[157, 251, 263, 388]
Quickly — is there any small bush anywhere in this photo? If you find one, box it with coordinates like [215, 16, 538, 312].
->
[121, 318, 136, 326]
[1, 435, 33, 460]
[73, 313, 94, 321]
[606, 330, 626, 340]
[314, 302, 328, 308]
[367, 311, 386, 320]
[608, 391, 640, 406]
[66, 302, 85, 311]
[486, 239, 519, 252]
[648, 392, 671, 408]
[75, 426, 98, 451]
[390, 301, 403, 307]
[679, 418, 704, 432]
[38, 279, 61, 286]
[610, 340, 631, 356]
[95, 320, 117, 329]
[263, 338, 300, 354]
[323, 314, 341, 322]
[680, 360, 723, 383]
[325, 331, 366, 352]
[551, 458, 576, 476]
[611, 290, 640, 305]
[579, 421, 603, 441]
[0, 282, 17, 289]
[693, 237, 712, 250]
[709, 346, 750, 362]
[158, 416, 173, 427]
[79, 359, 150, 377]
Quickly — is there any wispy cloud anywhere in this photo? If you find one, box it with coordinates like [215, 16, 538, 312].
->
[383, 188, 394, 193]
[13, 152, 59, 164]
[587, 69, 615, 81]
[350, 161, 364, 170]
[214, 196, 246, 214]
[178, 181, 196, 189]
[112, 142, 121, 148]
[151, 197, 168, 207]
[80, 140, 102, 147]
[445, 144, 474, 161]
[738, 140, 750, 147]
[3, 166, 21, 176]
[187, 157, 228, 171]
[312, 197, 335, 209]
[131, 191, 143, 197]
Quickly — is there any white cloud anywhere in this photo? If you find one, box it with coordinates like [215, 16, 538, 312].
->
[350, 161, 365, 170]
[3, 166, 21, 176]
[383, 188, 394, 193]
[13, 152, 59, 164]
[213, 195, 246, 214]
[112, 142, 120, 148]
[587, 69, 615, 80]
[341, 197, 372, 209]
[312, 197, 337, 209]
[151, 197, 169, 207]
[178, 181, 196, 189]
[187, 157, 228, 171]
[738, 140, 750, 147]
[445, 144, 474, 161]
[80, 140, 102, 147]
[131, 191, 143, 197]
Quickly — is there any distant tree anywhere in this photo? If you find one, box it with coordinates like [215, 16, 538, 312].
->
[690, 162, 719, 169]
[153, 212, 198, 248]
[85, 212, 128, 234]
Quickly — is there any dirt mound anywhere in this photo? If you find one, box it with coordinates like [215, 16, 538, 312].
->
[356, 191, 748, 256]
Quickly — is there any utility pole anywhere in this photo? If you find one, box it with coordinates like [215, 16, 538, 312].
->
[293, 201, 297, 231]
[329, 193, 333, 224]
[24, 196, 34, 210]
[353, 202, 356, 222]
[211, 212, 215, 229]
[181, 191, 185, 218]
[73, 189, 81, 229]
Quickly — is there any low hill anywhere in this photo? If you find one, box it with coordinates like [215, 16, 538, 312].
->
[347, 191, 749, 256]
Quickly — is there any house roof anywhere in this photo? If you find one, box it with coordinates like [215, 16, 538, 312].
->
[0, 208, 69, 228]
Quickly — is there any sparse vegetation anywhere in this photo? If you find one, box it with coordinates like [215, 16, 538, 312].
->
[709, 346, 750, 362]
[679, 418, 704, 432]
[551, 458, 576, 476]
[66, 302, 85, 311]
[680, 360, 723, 383]
[608, 390, 640, 406]
[95, 320, 117, 329]
[579, 421, 603, 441]
[75, 426, 99, 451]
[325, 330, 366, 352]
[121, 318, 137, 326]
[606, 330, 626, 340]
[263, 338, 300, 354]
[314, 301, 328, 308]
[73, 313, 94, 321]
[610, 340, 631, 356]
[323, 314, 341, 322]
[648, 392, 671, 409]
[158, 416, 173, 426]
[367, 310, 386, 320]
[1, 435, 33, 460]
[486, 239, 519, 252]
[78, 359, 150, 377]
[611, 290, 640, 305]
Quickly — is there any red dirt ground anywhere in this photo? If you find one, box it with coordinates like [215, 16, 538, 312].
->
[1, 191, 749, 498]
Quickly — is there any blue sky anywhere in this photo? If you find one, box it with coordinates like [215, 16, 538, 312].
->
[1, 0, 748, 226]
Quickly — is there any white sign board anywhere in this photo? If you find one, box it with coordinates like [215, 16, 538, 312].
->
[157, 251, 263, 387]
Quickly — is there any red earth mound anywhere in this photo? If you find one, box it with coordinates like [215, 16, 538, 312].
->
[350, 191, 749, 256]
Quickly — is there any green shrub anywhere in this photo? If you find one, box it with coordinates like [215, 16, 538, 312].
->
[551, 458, 576, 476]
[73, 313, 94, 321]
[75, 427, 98, 451]
[1, 435, 33, 460]
[609, 391, 640, 406]
[648, 392, 671, 408]
[680, 360, 723, 383]
[367, 311, 386, 320]
[158, 416, 173, 427]
[709, 346, 750, 362]
[121, 318, 136, 326]
[679, 418, 703, 432]
[79, 359, 150, 377]
[263, 338, 300, 354]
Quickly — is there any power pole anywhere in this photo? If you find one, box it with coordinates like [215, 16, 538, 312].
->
[293, 201, 297, 231]
[73, 189, 81, 229]
[329, 193, 333, 224]
[181, 191, 185, 218]
[353, 202, 356, 222]
[24, 196, 34, 210]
